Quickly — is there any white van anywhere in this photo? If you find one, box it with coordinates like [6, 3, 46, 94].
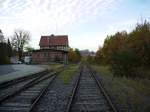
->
[24, 56, 31, 64]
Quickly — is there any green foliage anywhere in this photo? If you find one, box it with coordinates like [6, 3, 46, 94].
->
[0, 29, 5, 43]
[7, 38, 13, 57]
[128, 21, 150, 66]
[0, 43, 11, 64]
[95, 20, 150, 78]
[110, 48, 140, 77]
[0, 30, 12, 64]
[68, 48, 81, 63]
[87, 55, 95, 64]
[102, 31, 128, 64]
[95, 47, 105, 64]
[25, 46, 34, 52]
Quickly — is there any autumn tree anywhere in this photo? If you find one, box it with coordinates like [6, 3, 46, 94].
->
[102, 31, 127, 64]
[68, 48, 81, 63]
[95, 47, 104, 64]
[95, 20, 150, 78]
[127, 21, 150, 67]
[11, 29, 30, 61]
[68, 48, 75, 63]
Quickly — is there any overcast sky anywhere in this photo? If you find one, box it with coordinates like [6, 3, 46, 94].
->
[0, 0, 150, 51]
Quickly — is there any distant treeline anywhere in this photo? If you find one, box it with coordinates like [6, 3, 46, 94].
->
[89, 20, 150, 78]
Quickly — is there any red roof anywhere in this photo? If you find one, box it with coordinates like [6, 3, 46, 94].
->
[39, 35, 68, 47]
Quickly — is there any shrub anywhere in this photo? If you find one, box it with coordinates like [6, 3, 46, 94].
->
[110, 48, 140, 77]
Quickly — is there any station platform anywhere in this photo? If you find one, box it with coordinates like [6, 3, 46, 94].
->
[0, 64, 46, 84]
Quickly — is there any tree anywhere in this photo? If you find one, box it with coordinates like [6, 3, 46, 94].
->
[7, 38, 12, 57]
[87, 55, 95, 64]
[11, 29, 30, 61]
[25, 46, 34, 52]
[96, 20, 150, 78]
[110, 48, 140, 77]
[127, 21, 150, 67]
[68, 48, 82, 63]
[75, 48, 81, 62]
[68, 48, 76, 63]
[95, 47, 104, 64]
[0, 43, 10, 64]
[102, 31, 127, 64]
[0, 33, 11, 64]
[0, 29, 5, 43]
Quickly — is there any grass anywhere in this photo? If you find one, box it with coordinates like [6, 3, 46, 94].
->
[93, 65, 150, 112]
[59, 64, 78, 84]
[47, 63, 64, 71]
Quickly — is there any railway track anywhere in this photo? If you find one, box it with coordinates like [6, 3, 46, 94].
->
[66, 65, 118, 112]
[0, 67, 64, 112]
[0, 70, 48, 89]
[0, 70, 49, 103]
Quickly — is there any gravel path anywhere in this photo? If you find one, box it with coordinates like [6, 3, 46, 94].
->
[33, 70, 79, 112]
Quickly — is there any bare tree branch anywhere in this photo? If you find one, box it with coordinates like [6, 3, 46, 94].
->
[11, 29, 31, 61]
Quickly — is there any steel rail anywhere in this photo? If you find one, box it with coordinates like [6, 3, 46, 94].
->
[66, 65, 118, 112]
[0, 70, 61, 104]
[65, 66, 83, 112]
[0, 70, 48, 89]
[89, 67, 118, 112]
[28, 69, 63, 112]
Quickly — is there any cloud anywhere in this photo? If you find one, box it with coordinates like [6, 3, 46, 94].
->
[0, 0, 120, 29]
[70, 31, 107, 51]
[0, 0, 120, 49]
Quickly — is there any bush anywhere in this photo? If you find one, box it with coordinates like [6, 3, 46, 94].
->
[110, 48, 140, 77]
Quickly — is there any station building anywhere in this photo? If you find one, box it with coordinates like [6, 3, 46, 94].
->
[32, 34, 69, 64]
